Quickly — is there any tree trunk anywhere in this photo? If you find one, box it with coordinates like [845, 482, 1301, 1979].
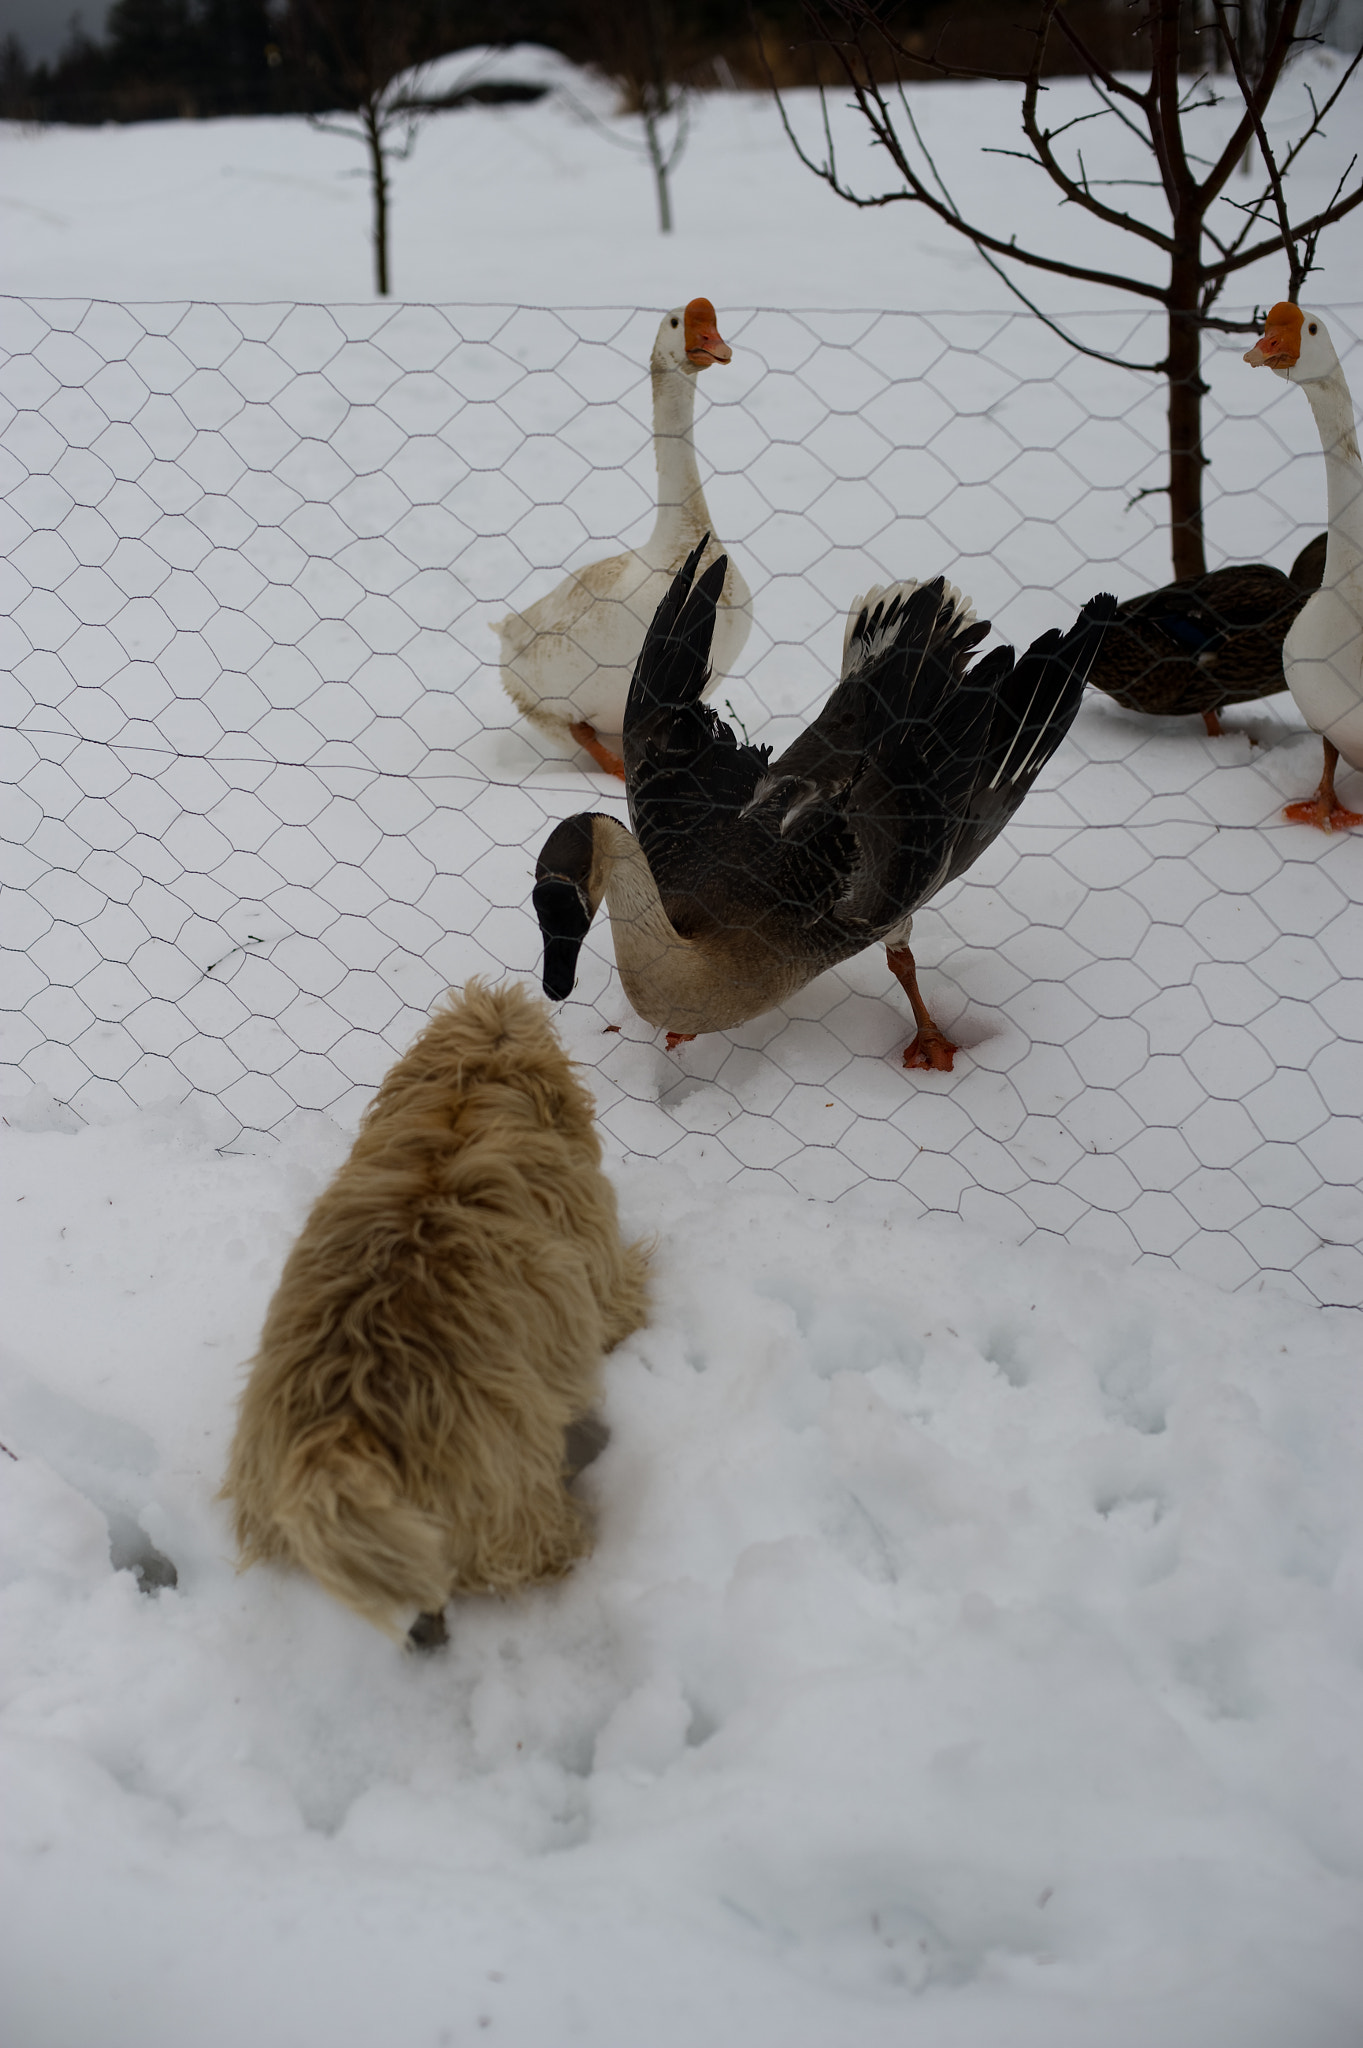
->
[1166, 273, 1208, 581]
[365, 100, 389, 295]
[643, 0, 675, 234]
[1236, 0, 1266, 174]
[643, 103, 673, 233]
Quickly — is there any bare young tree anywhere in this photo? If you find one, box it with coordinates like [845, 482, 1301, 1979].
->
[634, 0, 689, 233]
[288, 0, 438, 296]
[766, 0, 1363, 579]
[553, 0, 690, 232]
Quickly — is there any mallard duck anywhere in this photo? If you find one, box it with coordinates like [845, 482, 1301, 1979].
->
[532, 541, 1115, 1071]
[1245, 304, 1363, 830]
[492, 299, 752, 779]
[1086, 532, 1325, 736]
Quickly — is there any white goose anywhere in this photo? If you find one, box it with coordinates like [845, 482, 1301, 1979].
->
[493, 298, 752, 779]
[1244, 302, 1363, 830]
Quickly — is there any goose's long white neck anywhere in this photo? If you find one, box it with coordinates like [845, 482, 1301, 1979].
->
[594, 817, 676, 950]
[648, 364, 712, 561]
[1301, 363, 1363, 588]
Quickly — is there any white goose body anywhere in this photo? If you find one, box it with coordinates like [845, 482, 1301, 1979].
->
[1246, 304, 1363, 826]
[494, 300, 751, 775]
[1280, 398, 1363, 764]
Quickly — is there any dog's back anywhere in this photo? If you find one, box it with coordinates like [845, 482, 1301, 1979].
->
[221, 980, 648, 1636]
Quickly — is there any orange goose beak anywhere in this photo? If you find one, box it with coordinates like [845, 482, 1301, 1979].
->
[1244, 301, 1303, 369]
[684, 298, 732, 368]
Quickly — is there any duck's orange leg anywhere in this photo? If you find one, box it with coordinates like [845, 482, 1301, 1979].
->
[886, 944, 957, 1072]
[665, 1031, 696, 1052]
[568, 721, 626, 780]
[1283, 739, 1363, 832]
[1201, 707, 1225, 738]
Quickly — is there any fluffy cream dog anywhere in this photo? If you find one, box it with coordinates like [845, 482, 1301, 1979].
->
[221, 980, 648, 1640]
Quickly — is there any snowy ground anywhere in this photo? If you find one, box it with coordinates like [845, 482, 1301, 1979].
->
[2, 45, 1362, 309]
[3, 1110, 1363, 2048]
[2, 55, 1363, 2048]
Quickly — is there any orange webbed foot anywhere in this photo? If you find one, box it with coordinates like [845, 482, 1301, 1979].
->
[1283, 797, 1363, 832]
[1285, 741, 1361, 832]
[886, 942, 958, 1075]
[568, 721, 625, 780]
[665, 1031, 696, 1052]
[903, 1028, 957, 1073]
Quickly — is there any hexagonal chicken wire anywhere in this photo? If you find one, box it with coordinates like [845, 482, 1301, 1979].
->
[1, 297, 1361, 1309]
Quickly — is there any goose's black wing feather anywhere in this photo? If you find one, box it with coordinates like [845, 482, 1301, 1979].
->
[749, 581, 990, 837]
[620, 544, 1115, 963]
[623, 538, 771, 900]
[836, 592, 1115, 927]
[935, 592, 1115, 888]
[624, 537, 728, 731]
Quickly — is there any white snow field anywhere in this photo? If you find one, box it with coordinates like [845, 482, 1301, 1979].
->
[2, 53, 1363, 2048]
[3, 1115, 1363, 2048]
[1, 42, 1362, 309]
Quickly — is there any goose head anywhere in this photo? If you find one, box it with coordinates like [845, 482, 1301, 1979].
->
[533, 812, 606, 999]
[1244, 302, 1341, 384]
[652, 298, 733, 377]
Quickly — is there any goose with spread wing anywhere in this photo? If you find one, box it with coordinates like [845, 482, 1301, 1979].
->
[493, 299, 751, 780]
[532, 540, 1115, 1071]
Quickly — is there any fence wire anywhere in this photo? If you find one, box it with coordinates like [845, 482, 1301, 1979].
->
[1, 296, 1361, 1309]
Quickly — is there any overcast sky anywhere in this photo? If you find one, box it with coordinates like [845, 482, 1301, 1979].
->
[2, 2, 113, 64]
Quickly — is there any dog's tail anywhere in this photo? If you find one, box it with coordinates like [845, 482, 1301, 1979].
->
[259, 1421, 452, 1640]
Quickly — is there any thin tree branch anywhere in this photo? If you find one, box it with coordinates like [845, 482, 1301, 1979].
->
[1197, 0, 1301, 204]
[1197, 311, 1266, 333]
[765, 23, 1172, 303]
[1018, 0, 1175, 251]
[1078, 74, 1158, 155]
[1152, 0, 1197, 216]
[1269, 44, 1362, 180]
[801, 0, 1031, 85]
[1050, 4, 1152, 107]
[1040, 105, 1115, 144]
[1203, 178, 1363, 278]
[308, 113, 365, 140]
[879, 46, 1169, 371]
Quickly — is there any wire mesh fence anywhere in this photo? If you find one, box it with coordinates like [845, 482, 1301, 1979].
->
[1, 295, 1361, 1309]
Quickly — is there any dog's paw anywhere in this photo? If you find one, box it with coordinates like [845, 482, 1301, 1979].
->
[407, 1608, 449, 1653]
[564, 1413, 611, 1480]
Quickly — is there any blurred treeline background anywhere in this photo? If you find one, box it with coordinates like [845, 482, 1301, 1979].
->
[3, 0, 1311, 127]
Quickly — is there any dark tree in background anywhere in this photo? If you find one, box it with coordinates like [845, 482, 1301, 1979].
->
[1, 0, 285, 122]
[0, 0, 540, 123]
[286, 0, 441, 297]
[0, 1, 888, 128]
[286, 0, 556, 294]
[769, 0, 1363, 580]
[551, 0, 689, 231]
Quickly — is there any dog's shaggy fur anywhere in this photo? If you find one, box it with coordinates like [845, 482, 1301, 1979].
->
[220, 980, 648, 1639]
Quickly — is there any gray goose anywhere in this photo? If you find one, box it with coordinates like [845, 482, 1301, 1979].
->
[532, 540, 1114, 1071]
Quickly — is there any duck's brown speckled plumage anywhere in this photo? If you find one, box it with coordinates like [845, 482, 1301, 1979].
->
[1088, 534, 1326, 722]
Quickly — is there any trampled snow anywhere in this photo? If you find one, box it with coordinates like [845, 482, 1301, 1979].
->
[3, 1107, 1362, 2047]
[2, 54, 1363, 2048]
